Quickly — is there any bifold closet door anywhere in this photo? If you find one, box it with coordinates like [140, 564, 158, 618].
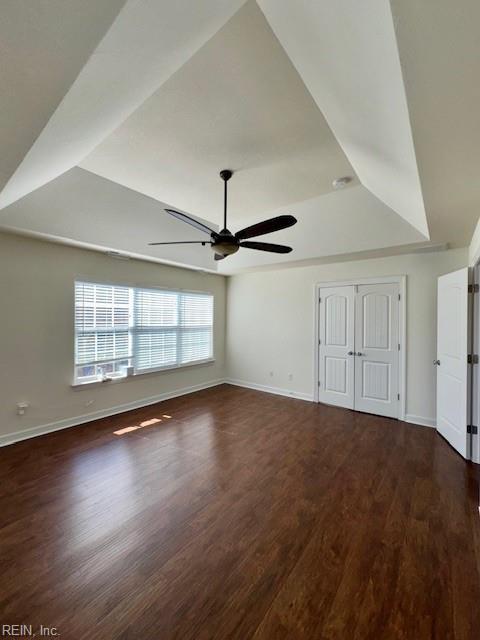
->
[318, 282, 400, 417]
[354, 283, 400, 418]
[318, 286, 355, 409]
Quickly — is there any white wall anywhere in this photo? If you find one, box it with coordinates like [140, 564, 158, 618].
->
[0, 232, 226, 444]
[226, 248, 468, 426]
[0, 231, 470, 446]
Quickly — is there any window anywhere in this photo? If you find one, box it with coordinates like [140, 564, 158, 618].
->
[74, 281, 213, 384]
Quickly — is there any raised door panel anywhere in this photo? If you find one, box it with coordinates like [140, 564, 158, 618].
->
[318, 286, 355, 409]
[354, 284, 399, 418]
[325, 294, 348, 346]
[361, 360, 390, 401]
[325, 357, 348, 394]
[362, 293, 390, 350]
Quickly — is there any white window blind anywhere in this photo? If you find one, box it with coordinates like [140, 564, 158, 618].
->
[179, 293, 214, 364]
[74, 281, 213, 383]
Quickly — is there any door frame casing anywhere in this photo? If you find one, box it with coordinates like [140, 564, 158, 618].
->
[313, 275, 407, 421]
[470, 265, 480, 464]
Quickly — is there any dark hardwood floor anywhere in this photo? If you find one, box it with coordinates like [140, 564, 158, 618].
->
[1, 384, 479, 639]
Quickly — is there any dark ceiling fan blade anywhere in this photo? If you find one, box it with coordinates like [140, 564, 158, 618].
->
[149, 240, 210, 246]
[164, 209, 217, 236]
[235, 215, 297, 240]
[214, 253, 225, 261]
[240, 241, 292, 254]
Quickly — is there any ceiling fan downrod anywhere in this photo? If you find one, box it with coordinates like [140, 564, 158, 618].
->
[219, 169, 232, 231]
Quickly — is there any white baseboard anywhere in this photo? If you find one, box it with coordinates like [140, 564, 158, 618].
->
[226, 381, 437, 429]
[225, 378, 313, 402]
[404, 414, 436, 428]
[0, 379, 438, 448]
[0, 379, 226, 447]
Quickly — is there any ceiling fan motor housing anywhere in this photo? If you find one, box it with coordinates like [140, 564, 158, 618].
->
[211, 229, 239, 256]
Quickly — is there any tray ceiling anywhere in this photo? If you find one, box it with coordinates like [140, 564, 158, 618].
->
[1, 0, 479, 271]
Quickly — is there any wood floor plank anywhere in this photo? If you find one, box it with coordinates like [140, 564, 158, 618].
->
[0, 384, 479, 639]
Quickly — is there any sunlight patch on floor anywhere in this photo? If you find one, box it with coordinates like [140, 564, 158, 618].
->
[113, 416, 168, 436]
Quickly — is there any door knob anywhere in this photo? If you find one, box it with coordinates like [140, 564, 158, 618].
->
[433, 359, 440, 365]
[347, 351, 354, 356]
[356, 352, 364, 357]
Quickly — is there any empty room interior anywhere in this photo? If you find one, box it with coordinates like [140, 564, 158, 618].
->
[1, 1, 480, 638]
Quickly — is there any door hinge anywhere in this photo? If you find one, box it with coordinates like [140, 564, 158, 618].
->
[398, 293, 401, 301]
[319, 297, 322, 303]
[467, 425, 478, 435]
[468, 354, 479, 364]
[397, 393, 400, 401]
[318, 339, 321, 345]
[398, 343, 400, 351]
[318, 380, 321, 387]
[468, 284, 479, 293]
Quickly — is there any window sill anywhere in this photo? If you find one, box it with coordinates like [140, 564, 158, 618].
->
[71, 358, 216, 389]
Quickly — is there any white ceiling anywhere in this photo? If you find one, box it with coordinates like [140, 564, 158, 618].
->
[257, 0, 429, 237]
[390, 0, 480, 248]
[0, 0, 126, 193]
[217, 185, 425, 273]
[0, 168, 218, 271]
[81, 1, 357, 224]
[0, 0, 479, 273]
[0, 169, 424, 274]
[0, 0, 246, 209]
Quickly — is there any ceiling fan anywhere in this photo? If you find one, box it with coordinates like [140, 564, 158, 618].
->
[149, 170, 297, 260]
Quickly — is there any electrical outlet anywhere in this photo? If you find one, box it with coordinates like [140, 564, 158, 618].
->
[16, 402, 29, 416]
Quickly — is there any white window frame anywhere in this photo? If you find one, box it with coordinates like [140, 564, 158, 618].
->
[73, 280, 215, 387]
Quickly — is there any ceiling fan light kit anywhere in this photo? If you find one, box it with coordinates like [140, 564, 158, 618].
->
[149, 170, 297, 261]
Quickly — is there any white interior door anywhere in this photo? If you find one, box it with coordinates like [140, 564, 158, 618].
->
[436, 268, 470, 458]
[354, 283, 399, 418]
[318, 286, 355, 409]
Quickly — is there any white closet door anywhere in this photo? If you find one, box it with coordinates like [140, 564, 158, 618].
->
[318, 286, 355, 409]
[354, 283, 399, 418]
[436, 268, 470, 458]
